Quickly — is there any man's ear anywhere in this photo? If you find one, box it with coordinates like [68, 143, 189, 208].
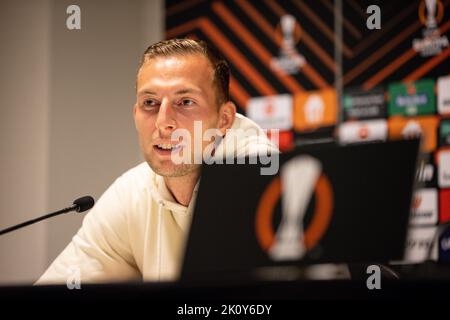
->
[133, 104, 138, 130]
[218, 101, 236, 135]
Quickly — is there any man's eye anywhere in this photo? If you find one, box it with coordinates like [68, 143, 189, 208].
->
[143, 99, 158, 107]
[180, 99, 194, 106]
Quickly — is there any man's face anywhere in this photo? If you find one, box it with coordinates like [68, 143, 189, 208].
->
[134, 54, 223, 177]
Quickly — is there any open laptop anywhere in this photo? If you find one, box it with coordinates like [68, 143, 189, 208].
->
[180, 139, 420, 281]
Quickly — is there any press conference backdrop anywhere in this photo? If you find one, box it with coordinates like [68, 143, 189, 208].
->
[165, 0, 450, 263]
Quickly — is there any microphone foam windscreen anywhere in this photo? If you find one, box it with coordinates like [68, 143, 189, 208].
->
[73, 196, 95, 212]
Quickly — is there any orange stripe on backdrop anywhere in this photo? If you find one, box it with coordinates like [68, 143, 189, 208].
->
[236, 0, 335, 72]
[362, 50, 417, 91]
[403, 46, 450, 82]
[230, 75, 250, 108]
[234, 0, 279, 44]
[363, 19, 450, 90]
[341, 17, 362, 40]
[301, 32, 337, 73]
[346, 0, 367, 19]
[291, 0, 353, 58]
[212, 1, 304, 92]
[291, 0, 335, 42]
[166, 19, 199, 38]
[318, 0, 334, 14]
[344, 21, 422, 85]
[302, 65, 329, 88]
[352, 1, 419, 56]
[186, 33, 198, 40]
[198, 18, 277, 96]
[320, 0, 362, 39]
[166, 0, 206, 16]
[263, 0, 284, 16]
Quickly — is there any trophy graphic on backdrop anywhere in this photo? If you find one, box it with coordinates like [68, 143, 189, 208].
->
[413, 0, 448, 56]
[270, 14, 305, 75]
[269, 156, 321, 260]
[280, 14, 296, 55]
[425, 0, 437, 28]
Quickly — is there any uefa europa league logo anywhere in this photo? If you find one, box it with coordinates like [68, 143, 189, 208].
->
[425, 0, 437, 28]
[280, 14, 296, 53]
[413, 0, 448, 56]
[255, 155, 334, 262]
[269, 156, 321, 260]
[270, 14, 305, 74]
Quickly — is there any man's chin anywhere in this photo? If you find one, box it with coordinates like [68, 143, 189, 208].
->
[147, 161, 200, 177]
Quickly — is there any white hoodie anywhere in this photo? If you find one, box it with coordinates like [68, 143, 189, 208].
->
[36, 114, 278, 284]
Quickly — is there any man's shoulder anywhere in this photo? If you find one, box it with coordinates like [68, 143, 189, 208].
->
[95, 161, 157, 212]
[230, 113, 280, 156]
[232, 113, 264, 132]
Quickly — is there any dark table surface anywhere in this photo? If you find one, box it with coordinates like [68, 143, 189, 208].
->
[1, 261, 449, 301]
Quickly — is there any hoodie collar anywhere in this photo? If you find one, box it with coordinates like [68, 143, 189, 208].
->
[148, 171, 197, 215]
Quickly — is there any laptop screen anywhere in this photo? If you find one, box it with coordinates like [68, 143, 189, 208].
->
[181, 139, 420, 280]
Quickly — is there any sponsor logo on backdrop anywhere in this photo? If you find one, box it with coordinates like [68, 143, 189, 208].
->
[439, 119, 450, 146]
[388, 116, 439, 152]
[415, 158, 436, 186]
[413, 0, 449, 57]
[410, 188, 439, 225]
[437, 150, 450, 188]
[293, 88, 337, 131]
[438, 76, 450, 115]
[255, 155, 333, 261]
[404, 226, 437, 262]
[440, 189, 450, 223]
[359, 126, 369, 139]
[342, 87, 386, 120]
[388, 79, 436, 116]
[271, 14, 305, 74]
[402, 121, 423, 138]
[246, 94, 293, 130]
[268, 130, 294, 152]
[339, 119, 388, 144]
[305, 95, 325, 124]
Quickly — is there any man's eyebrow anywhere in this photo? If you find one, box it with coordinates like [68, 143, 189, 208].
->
[174, 88, 202, 95]
[137, 90, 156, 96]
[137, 88, 203, 96]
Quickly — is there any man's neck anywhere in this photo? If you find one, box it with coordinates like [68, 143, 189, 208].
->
[164, 170, 200, 207]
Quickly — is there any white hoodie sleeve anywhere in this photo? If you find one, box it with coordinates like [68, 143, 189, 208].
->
[35, 176, 142, 285]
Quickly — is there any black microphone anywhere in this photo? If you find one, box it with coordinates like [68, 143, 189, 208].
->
[0, 196, 95, 236]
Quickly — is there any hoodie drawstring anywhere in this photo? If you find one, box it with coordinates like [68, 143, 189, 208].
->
[156, 200, 164, 280]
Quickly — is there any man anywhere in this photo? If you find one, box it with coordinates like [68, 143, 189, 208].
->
[36, 39, 278, 284]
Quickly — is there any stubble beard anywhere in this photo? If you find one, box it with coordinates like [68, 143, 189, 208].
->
[147, 157, 200, 178]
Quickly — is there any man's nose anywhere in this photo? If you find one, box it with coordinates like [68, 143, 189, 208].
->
[155, 99, 176, 135]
